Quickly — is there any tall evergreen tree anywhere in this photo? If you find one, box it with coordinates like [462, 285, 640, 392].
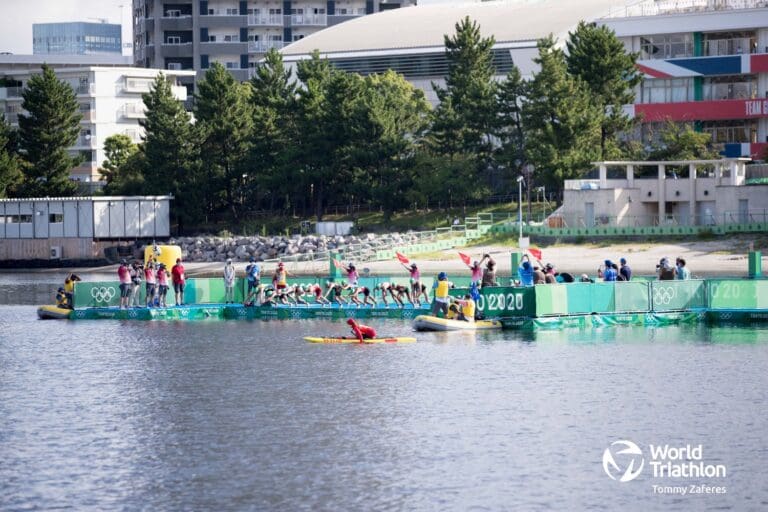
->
[296, 52, 356, 220]
[0, 113, 21, 197]
[347, 70, 431, 220]
[17, 64, 82, 197]
[431, 17, 498, 160]
[195, 63, 252, 220]
[522, 36, 602, 198]
[566, 21, 641, 159]
[140, 74, 199, 233]
[495, 63, 527, 189]
[249, 48, 298, 212]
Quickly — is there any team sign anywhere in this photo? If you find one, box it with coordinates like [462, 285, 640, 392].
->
[745, 100, 768, 116]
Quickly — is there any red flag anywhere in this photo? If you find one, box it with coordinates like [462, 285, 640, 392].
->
[396, 252, 410, 264]
[332, 259, 346, 270]
[458, 252, 472, 265]
[528, 248, 542, 260]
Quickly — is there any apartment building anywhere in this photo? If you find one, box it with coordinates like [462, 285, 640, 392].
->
[601, 0, 768, 159]
[132, 0, 416, 89]
[0, 66, 195, 187]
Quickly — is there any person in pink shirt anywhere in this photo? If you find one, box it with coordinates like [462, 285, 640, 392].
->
[465, 254, 490, 288]
[156, 263, 170, 307]
[171, 258, 186, 306]
[117, 259, 131, 309]
[401, 262, 423, 306]
[144, 261, 157, 307]
[344, 263, 359, 287]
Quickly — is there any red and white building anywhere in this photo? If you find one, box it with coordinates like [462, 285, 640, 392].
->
[601, 0, 768, 159]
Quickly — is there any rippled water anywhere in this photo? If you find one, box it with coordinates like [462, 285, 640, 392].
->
[1, 274, 768, 511]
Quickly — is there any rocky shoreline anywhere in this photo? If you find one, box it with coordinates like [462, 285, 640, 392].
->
[169, 232, 423, 263]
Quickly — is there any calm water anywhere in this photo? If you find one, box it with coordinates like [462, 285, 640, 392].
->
[1, 275, 767, 511]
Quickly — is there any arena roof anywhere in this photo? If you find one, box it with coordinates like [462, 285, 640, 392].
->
[281, 0, 624, 58]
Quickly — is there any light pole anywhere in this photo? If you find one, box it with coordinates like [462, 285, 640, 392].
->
[516, 175, 524, 242]
[524, 163, 534, 223]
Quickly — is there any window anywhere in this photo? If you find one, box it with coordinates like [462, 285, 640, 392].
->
[248, 34, 259, 41]
[640, 33, 693, 60]
[293, 34, 304, 41]
[208, 35, 217, 42]
[338, 8, 347, 14]
[226, 7, 238, 15]
[225, 61, 238, 69]
[18, 214, 32, 224]
[703, 75, 756, 101]
[49, 213, 63, 223]
[167, 62, 182, 70]
[224, 34, 240, 42]
[640, 78, 693, 104]
[165, 9, 181, 17]
[166, 36, 181, 44]
[702, 120, 757, 143]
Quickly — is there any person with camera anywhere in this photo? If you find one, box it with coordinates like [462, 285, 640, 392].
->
[130, 261, 143, 307]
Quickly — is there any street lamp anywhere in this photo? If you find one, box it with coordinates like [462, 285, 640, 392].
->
[516, 175, 524, 242]
[523, 163, 534, 223]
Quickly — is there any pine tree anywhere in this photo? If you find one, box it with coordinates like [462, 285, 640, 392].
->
[347, 70, 430, 220]
[648, 121, 720, 161]
[249, 48, 298, 212]
[566, 21, 641, 159]
[431, 17, 498, 160]
[195, 63, 252, 220]
[140, 74, 199, 233]
[17, 64, 82, 197]
[522, 37, 602, 198]
[0, 113, 21, 197]
[495, 64, 527, 190]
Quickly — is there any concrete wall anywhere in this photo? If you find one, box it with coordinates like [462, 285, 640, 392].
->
[0, 238, 116, 260]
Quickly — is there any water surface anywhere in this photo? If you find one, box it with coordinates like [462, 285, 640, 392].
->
[1, 275, 767, 511]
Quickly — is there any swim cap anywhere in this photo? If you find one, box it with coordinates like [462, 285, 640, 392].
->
[346, 318, 355, 326]
[438, 272, 447, 280]
[120, 259, 127, 265]
[58, 287, 64, 292]
[604, 260, 612, 266]
[249, 257, 255, 262]
[620, 258, 626, 264]
[522, 261, 531, 270]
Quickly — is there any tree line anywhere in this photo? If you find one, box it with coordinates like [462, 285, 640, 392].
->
[0, 19, 719, 232]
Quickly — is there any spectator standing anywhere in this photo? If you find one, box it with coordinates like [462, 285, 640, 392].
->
[619, 258, 632, 281]
[603, 260, 618, 282]
[171, 258, 186, 306]
[117, 259, 131, 309]
[224, 258, 236, 303]
[676, 258, 691, 280]
[518, 255, 534, 286]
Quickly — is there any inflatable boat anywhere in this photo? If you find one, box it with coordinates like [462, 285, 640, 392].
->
[412, 315, 503, 332]
[37, 305, 72, 320]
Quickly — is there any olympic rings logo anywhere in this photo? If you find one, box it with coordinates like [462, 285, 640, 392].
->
[653, 286, 676, 305]
[91, 286, 116, 303]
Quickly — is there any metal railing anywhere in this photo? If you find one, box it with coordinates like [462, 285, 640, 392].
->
[539, 210, 768, 229]
[247, 14, 283, 25]
[290, 13, 327, 25]
[248, 40, 285, 52]
[704, 37, 756, 56]
[603, 0, 768, 18]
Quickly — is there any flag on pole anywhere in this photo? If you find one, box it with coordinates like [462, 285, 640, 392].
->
[528, 248, 542, 260]
[458, 252, 472, 265]
[396, 252, 410, 264]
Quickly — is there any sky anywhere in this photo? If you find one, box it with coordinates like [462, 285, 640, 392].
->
[0, 0, 132, 55]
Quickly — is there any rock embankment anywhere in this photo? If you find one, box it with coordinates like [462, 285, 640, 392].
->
[168, 232, 421, 262]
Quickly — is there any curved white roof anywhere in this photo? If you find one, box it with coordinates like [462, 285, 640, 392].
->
[282, 0, 623, 57]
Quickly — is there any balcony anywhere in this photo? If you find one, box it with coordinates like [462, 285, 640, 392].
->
[248, 40, 285, 53]
[171, 85, 188, 101]
[75, 135, 97, 148]
[289, 13, 327, 26]
[0, 86, 23, 99]
[159, 15, 193, 31]
[603, 0, 768, 18]
[247, 14, 283, 26]
[160, 42, 193, 58]
[200, 40, 248, 53]
[79, 110, 95, 122]
[119, 103, 146, 119]
[75, 83, 96, 95]
[200, 11, 246, 29]
[703, 81, 757, 101]
[122, 78, 154, 93]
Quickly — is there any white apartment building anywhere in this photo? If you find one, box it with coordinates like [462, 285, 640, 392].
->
[0, 66, 195, 187]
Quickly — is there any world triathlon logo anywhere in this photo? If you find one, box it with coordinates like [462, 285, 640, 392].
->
[603, 440, 645, 482]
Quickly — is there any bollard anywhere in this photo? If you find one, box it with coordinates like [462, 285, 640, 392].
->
[748, 251, 762, 278]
